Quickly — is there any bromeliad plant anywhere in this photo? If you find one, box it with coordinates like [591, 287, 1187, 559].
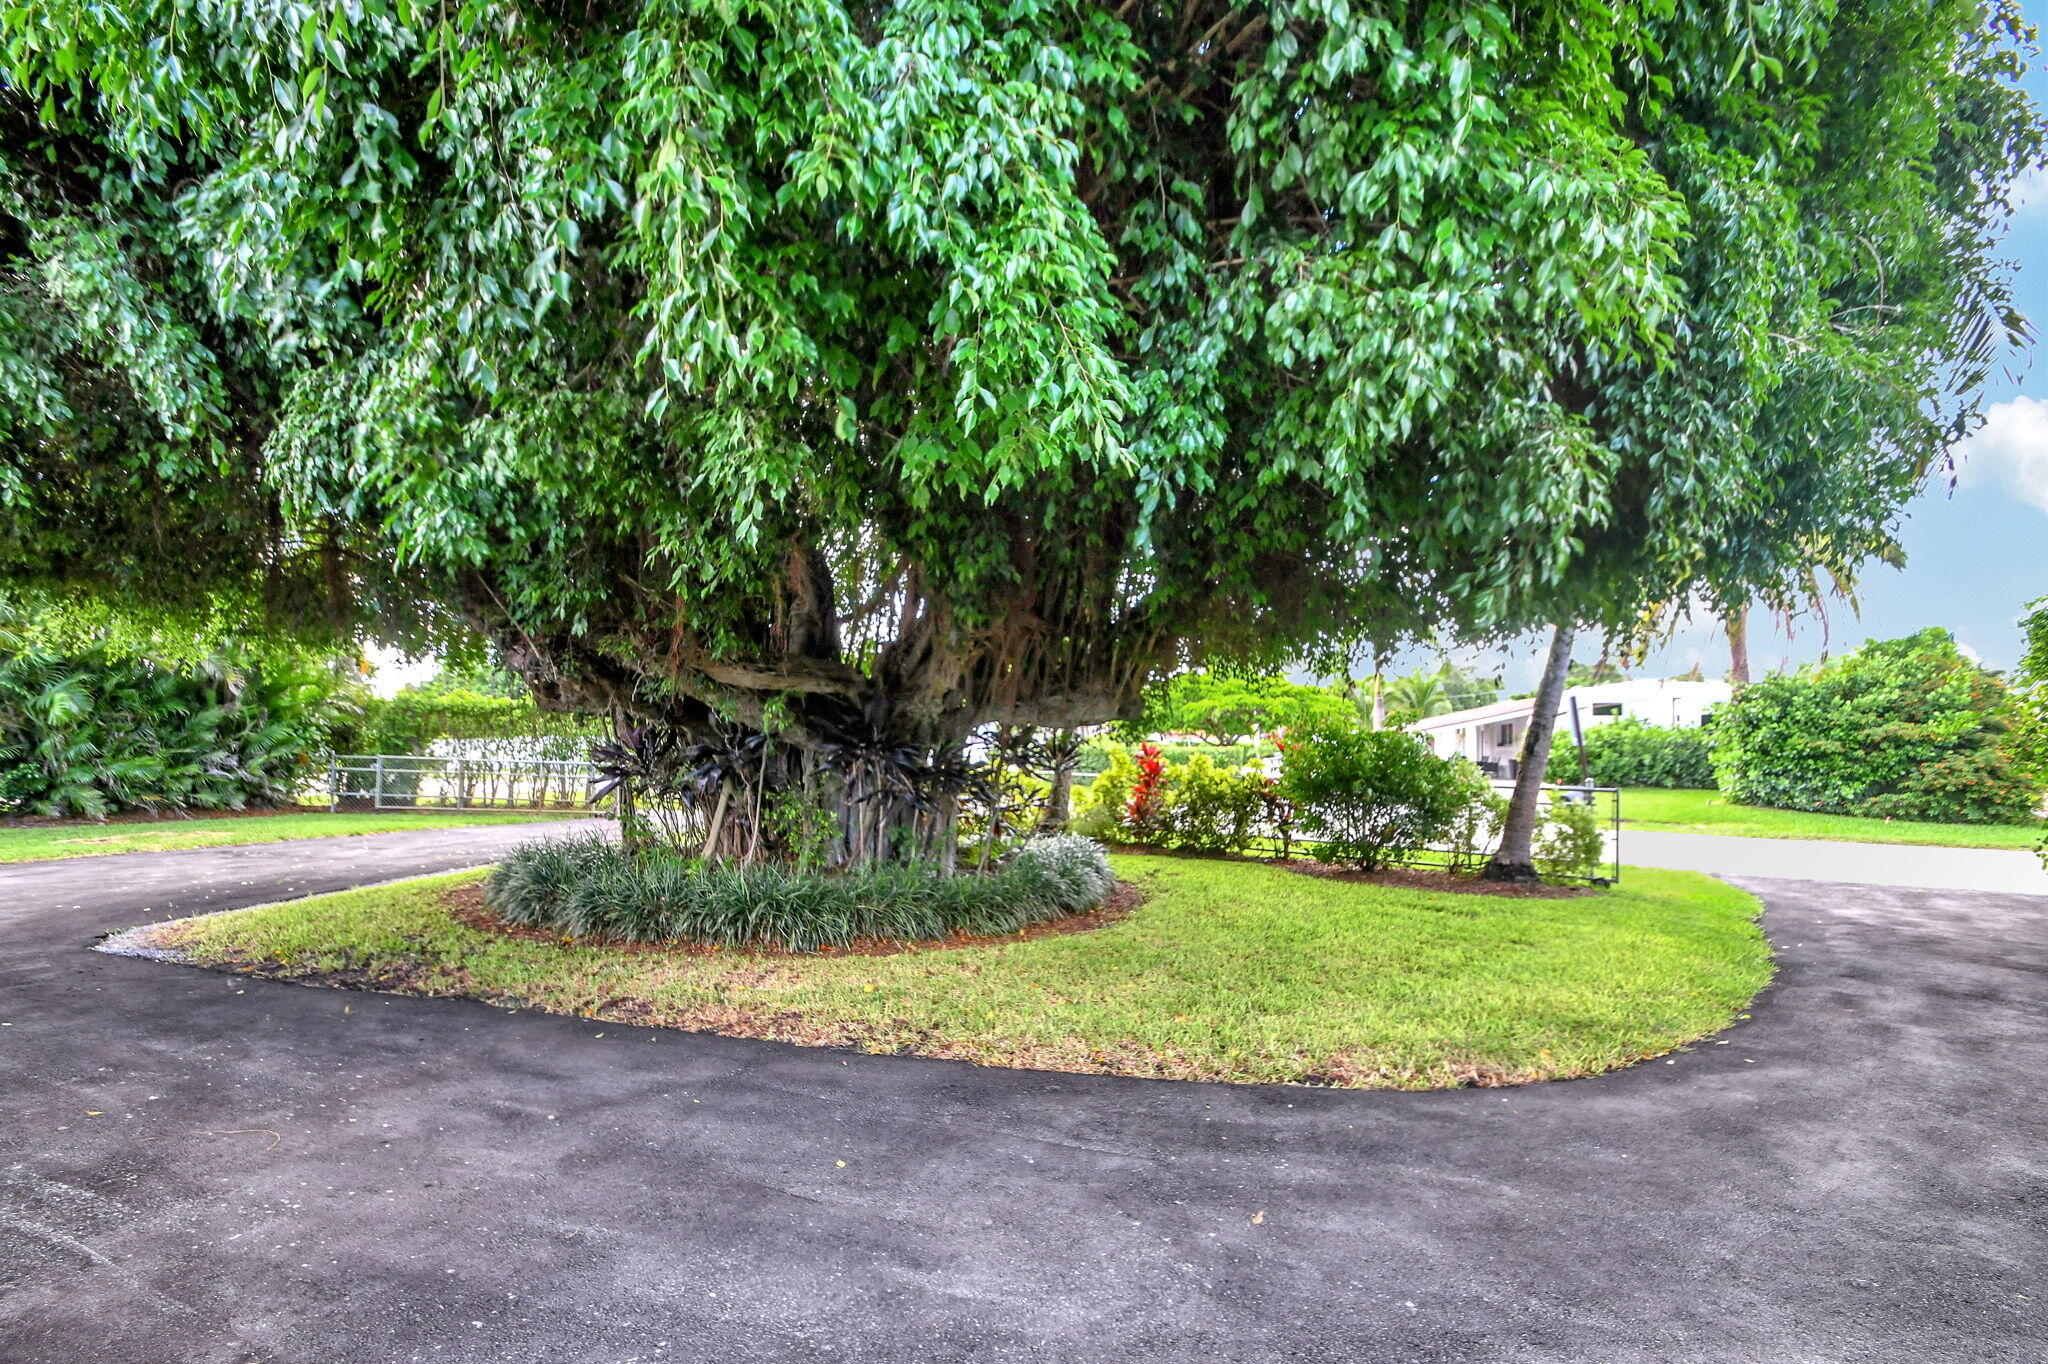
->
[484, 829, 1116, 952]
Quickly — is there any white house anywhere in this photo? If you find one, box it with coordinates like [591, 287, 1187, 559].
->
[1410, 678, 1731, 778]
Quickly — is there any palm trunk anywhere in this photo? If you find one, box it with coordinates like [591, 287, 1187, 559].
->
[1484, 622, 1576, 883]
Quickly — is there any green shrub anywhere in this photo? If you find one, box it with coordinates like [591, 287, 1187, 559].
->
[1536, 801, 1606, 880]
[2018, 597, 2048, 868]
[1279, 728, 1475, 870]
[1150, 753, 1270, 854]
[1068, 801, 1118, 841]
[1069, 744, 1271, 853]
[1081, 745, 1140, 829]
[1544, 716, 1714, 789]
[1711, 629, 2042, 825]
[1443, 762, 1510, 872]
[484, 832, 1116, 951]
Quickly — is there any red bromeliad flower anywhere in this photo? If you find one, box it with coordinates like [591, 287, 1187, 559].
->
[1128, 742, 1165, 824]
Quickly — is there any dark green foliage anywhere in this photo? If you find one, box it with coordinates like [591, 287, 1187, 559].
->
[1711, 629, 2043, 825]
[1545, 717, 1715, 789]
[3, 0, 2038, 770]
[484, 832, 1115, 952]
[1279, 729, 1475, 870]
[0, 648, 340, 817]
[2016, 596, 2048, 790]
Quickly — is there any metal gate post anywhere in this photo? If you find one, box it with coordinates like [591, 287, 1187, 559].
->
[374, 754, 386, 810]
[328, 758, 340, 812]
[1612, 788, 1622, 885]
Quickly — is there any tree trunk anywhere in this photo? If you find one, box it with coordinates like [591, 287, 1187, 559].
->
[1041, 761, 1075, 833]
[1484, 622, 1576, 883]
[1726, 604, 1751, 687]
[1370, 671, 1386, 731]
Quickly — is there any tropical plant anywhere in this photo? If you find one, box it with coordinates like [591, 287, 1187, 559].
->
[1535, 802, 1608, 882]
[1711, 629, 2043, 825]
[0, 647, 343, 817]
[1565, 659, 1629, 689]
[1124, 743, 1170, 841]
[4, 2, 2040, 884]
[1381, 671, 1453, 721]
[484, 831, 1115, 952]
[1374, 662, 1503, 724]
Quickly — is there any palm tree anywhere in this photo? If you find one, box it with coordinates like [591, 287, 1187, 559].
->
[1382, 670, 1453, 719]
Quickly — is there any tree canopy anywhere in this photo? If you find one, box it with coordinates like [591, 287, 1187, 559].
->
[3, 0, 2041, 768]
[1124, 671, 1355, 744]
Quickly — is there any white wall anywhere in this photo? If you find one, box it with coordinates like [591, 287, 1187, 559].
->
[1412, 679, 1730, 772]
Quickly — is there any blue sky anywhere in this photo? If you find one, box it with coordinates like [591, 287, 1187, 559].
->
[1387, 22, 2048, 692]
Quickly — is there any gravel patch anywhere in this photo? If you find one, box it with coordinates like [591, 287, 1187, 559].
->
[92, 921, 192, 963]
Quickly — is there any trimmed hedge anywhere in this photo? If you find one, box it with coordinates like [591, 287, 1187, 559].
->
[484, 831, 1116, 952]
[1710, 629, 2042, 825]
[1545, 717, 1714, 789]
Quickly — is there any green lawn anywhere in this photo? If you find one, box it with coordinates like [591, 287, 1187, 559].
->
[151, 854, 1771, 1090]
[1619, 787, 2046, 850]
[0, 810, 571, 864]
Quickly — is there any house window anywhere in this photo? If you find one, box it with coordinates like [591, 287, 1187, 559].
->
[1497, 723, 1515, 745]
[1590, 702, 1622, 718]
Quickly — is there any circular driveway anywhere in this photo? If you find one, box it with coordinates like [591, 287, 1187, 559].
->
[1, 826, 2041, 1362]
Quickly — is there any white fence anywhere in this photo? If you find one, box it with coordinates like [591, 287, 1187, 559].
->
[327, 754, 601, 813]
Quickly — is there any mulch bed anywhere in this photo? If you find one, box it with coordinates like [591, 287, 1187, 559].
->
[442, 878, 1147, 959]
[1104, 843, 1591, 898]
[1280, 859, 1592, 898]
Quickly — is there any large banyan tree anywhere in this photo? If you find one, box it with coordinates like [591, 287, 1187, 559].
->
[1, 1, 2040, 859]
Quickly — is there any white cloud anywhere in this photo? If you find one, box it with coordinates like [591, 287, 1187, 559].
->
[1953, 395, 2048, 515]
[2008, 164, 2048, 218]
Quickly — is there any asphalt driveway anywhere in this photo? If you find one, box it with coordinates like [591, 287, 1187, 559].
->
[1, 826, 2042, 1362]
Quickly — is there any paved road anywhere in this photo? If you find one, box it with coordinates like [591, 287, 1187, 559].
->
[1, 828, 2042, 1363]
[1620, 828, 2048, 895]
